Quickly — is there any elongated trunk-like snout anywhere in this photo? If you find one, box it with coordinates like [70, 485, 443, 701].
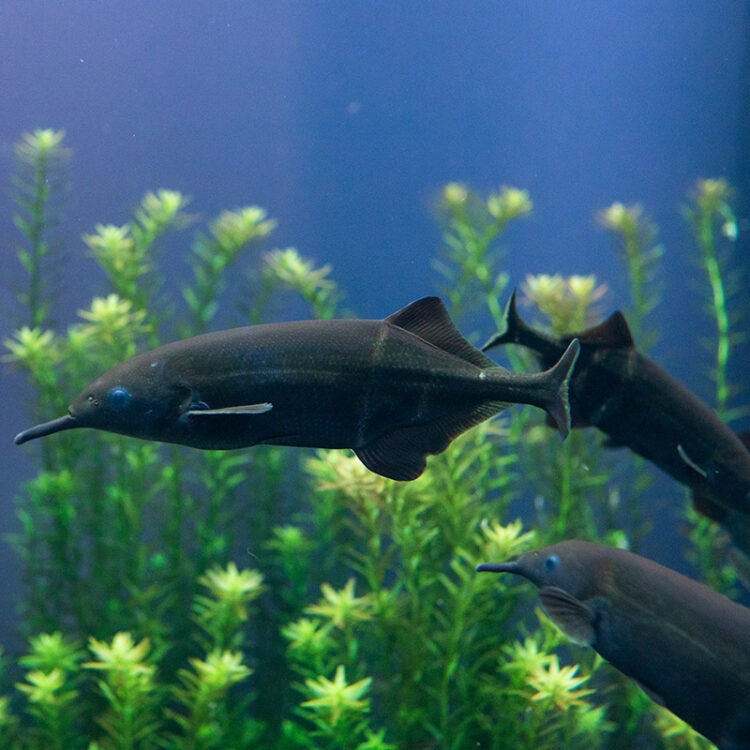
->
[475, 561, 521, 574]
[14, 414, 77, 445]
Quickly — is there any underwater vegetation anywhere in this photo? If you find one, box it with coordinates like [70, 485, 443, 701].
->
[2, 129, 747, 748]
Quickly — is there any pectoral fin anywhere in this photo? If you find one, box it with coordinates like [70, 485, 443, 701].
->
[188, 402, 273, 416]
[539, 586, 596, 646]
[677, 444, 708, 479]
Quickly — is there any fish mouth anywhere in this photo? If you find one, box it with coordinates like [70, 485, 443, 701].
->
[14, 414, 78, 445]
[475, 561, 521, 574]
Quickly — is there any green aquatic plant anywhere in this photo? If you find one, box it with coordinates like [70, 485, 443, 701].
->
[596, 202, 666, 544]
[14, 632, 83, 750]
[521, 273, 608, 332]
[436, 183, 531, 327]
[168, 650, 253, 750]
[652, 707, 716, 750]
[684, 178, 744, 422]
[515, 274, 626, 545]
[490, 623, 611, 748]
[16, 669, 76, 750]
[184, 206, 275, 333]
[85, 190, 191, 318]
[598, 201, 663, 350]
[5, 168, 282, 655]
[5, 128, 742, 749]
[12, 129, 71, 328]
[0, 562, 264, 750]
[84, 632, 160, 749]
[192, 562, 265, 652]
[165, 561, 263, 750]
[677, 178, 745, 595]
[263, 247, 343, 320]
[298, 665, 377, 749]
[287, 437, 616, 750]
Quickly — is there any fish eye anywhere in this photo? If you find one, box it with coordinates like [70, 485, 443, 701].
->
[544, 554, 560, 572]
[107, 386, 132, 409]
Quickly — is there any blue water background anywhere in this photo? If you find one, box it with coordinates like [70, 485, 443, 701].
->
[1, 1, 749, 649]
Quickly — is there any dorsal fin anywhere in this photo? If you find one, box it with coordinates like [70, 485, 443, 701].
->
[576, 311, 634, 349]
[385, 297, 494, 369]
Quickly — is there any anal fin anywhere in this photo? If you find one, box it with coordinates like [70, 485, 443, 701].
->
[355, 402, 506, 480]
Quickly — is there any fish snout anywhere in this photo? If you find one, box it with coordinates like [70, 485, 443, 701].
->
[476, 561, 522, 574]
[14, 414, 78, 445]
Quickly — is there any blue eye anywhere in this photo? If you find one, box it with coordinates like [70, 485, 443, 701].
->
[544, 554, 560, 572]
[107, 386, 132, 408]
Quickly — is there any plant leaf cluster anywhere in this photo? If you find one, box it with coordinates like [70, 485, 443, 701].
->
[2, 130, 737, 749]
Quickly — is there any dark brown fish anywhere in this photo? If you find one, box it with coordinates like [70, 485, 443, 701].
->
[477, 540, 750, 749]
[483, 291, 750, 515]
[15, 297, 579, 480]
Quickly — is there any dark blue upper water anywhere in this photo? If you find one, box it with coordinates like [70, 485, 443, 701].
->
[1, 1, 749, 646]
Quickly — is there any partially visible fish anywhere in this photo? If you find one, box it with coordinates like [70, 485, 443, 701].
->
[483, 291, 750, 516]
[477, 540, 750, 749]
[15, 296, 580, 481]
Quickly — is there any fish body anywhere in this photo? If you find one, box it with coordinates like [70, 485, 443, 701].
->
[15, 297, 579, 480]
[483, 291, 750, 515]
[477, 540, 750, 749]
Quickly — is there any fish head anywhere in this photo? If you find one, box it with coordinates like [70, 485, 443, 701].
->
[15, 354, 192, 445]
[477, 540, 606, 600]
[70, 375, 188, 438]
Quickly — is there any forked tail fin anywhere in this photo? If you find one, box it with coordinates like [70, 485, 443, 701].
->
[482, 290, 567, 364]
[482, 290, 525, 351]
[543, 338, 580, 439]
